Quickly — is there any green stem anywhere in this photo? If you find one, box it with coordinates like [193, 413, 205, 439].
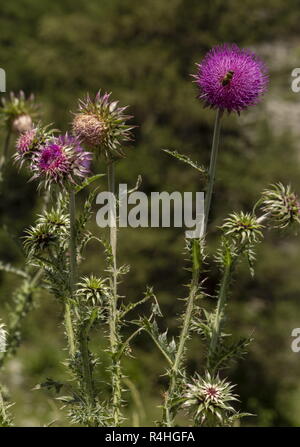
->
[79, 322, 95, 411]
[207, 215, 267, 372]
[107, 161, 122, 426]
[64, 301, 76, 358]
[69, 190, 77, 294]
[65, 189, 77, 358]
[203, 108, 222, 234]
[163, 260, 200, 426]
[162, 110, 222, 425]
[207, 261, 232, 371]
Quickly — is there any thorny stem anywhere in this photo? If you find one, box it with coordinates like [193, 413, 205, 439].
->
[163, 262, 200, 426]
[79, 322, 96, 412]
[69, 190, 77, 294]
[65, 189, 77, 358]
[107, 161, 122, 426]
[203, 108, 222, 234]
[68, 189, 97, 415]
[64, 302, 76, 358]
[162, 110, 222, 425]
[207, 261, 232, 371]
[207, 213, 268, 371]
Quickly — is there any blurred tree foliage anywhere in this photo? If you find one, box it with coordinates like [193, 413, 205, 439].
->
[1, 0, 300, 426]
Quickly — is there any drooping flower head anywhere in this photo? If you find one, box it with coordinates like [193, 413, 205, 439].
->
[31, 133, 92, 189]
[194, 44, 268, 113]
[261, 183, 300, 229]
[14, 123, 55, 166]
[72, 91, 134, 159]
[0, 91, 39, 132]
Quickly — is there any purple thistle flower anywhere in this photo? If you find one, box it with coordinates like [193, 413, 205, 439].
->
[14, 123, 55, 166]
[16, 128, 36, 155]
[72, 90, 134, 160]
[195, 44, 268, 113]
[31, 133, 92, 189]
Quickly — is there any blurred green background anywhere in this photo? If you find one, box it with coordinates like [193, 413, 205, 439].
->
[1, 0, 300, 426]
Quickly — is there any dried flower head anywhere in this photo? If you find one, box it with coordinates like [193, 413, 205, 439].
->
[183, 372, 238, 426]
[31, 134, 92, 189]
[261, 183, 300, 229]
[0, 91, 39, 132]
[76, 275, 108, 306]
[221, 212, 263, 244]
[72, 91, 134, 159]
[194, 44, 268, 113]
[14, 123, 55, 166]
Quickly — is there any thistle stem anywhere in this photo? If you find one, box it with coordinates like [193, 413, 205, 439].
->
[162, 109, 222, 425]
[65, 189, 77, 358]
[207, 261, 232, 371]
[64, 301, 76, 358]
[207, 214, 267, 372]
[163, 259, 200, 426]
[107, 161, 122, 426]
[79, 323, 96, 412]
[69, 190, 77, 294]
[203, 108, 222, 234]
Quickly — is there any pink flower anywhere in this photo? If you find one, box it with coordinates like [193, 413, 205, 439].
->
[31, 134, 92, 189]
[194, 44, 268, 113]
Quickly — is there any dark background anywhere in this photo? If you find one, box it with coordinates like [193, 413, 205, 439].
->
[1, 0, 300, 426]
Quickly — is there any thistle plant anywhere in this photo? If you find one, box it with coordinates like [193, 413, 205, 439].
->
[0, 44, 299, 428]
[131, 44, 294, 427]
[143, 44, 268, 426]
[72, 91, 134, 426]
[3, 90, 142, 427]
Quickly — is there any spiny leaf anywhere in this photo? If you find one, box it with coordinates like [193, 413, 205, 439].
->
[163, 149, 206, 175]
[75, 174, 105, 194]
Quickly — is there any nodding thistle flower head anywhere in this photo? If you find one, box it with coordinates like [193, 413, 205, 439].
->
[31, 133, 92, 189]
[76, 275, 109, 306]
[194, 44, 268, 113]
[0, 91, 39, 132]
[14, 123, 55, 166]
[72, 91, 134, 160]
[261, 183, 300, 229]
[24, 223, 58, 257]
[183, 372, 238, 426]
[221, 212, 263, 244]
